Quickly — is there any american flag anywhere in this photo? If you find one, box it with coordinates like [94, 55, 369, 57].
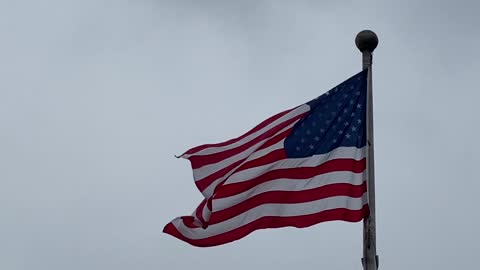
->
[163, 70, 369, 247]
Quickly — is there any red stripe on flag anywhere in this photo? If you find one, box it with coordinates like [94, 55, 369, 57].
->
[182, 108, 295, 156]
[209, 182, 366, 224]
[163, 205, 369, 247]
[256, 128, 291, 151]
[214, 158, 366, 199]
[180, 216, 200, 229]
[233, 148, 287, 173]
[193, 125, 289, 192]
[196, 148, 287, 193]
[187, 113, 305, 169]
[195, 159, 245, 191]
[194, 199, 208, 225]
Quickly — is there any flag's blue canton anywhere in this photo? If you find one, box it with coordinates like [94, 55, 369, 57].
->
[285, 70, 367, 158]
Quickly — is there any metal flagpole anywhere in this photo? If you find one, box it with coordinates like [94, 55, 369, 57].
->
[355, 30, 379, 270]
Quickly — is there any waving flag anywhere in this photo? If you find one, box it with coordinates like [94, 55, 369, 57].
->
[163, 70, 369, 247]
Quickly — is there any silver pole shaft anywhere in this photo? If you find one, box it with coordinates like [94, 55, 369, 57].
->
[362, 50, 378, 270]
[355, 29, 379, 270]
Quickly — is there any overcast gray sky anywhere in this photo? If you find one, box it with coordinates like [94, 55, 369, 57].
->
[1, 0, 480, 269]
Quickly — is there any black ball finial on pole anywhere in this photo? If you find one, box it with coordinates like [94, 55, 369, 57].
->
[355, 30, 378, 53]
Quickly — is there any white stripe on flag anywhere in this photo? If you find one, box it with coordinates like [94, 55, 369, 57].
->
[199, 140, 286, 198]
[192, 121, 298, 180]
[225, 146, 366, 185]
[213, 171, 366, 211]
[172, 194, 367, 240]
[182, 105, 310, 158]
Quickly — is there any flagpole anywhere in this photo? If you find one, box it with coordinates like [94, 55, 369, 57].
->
[356, 30, 379, 270]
